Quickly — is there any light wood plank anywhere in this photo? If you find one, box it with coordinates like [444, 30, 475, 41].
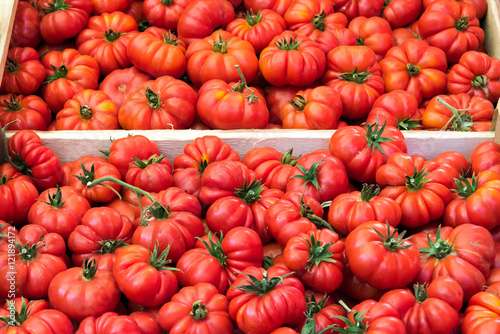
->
[0, 0, 18, 84]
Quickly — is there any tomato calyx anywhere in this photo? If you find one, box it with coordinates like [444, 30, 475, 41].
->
[81, 257, 98, 281]
[455, 16, 470, 32]
[374, 222, 414, 251]
[436, 97, 475, 132]
[365, 121, 395, 155]
[306, 234, 337, 271]
[358, 184, 380, 202]
[419, 226, 456, 259]
[79, 105, 93, 119]
[245, 9, 263, 27]
[262, 256, 274, 269]
[472, 75, 490, 98]
[282, 148, 300, 166]
[289, 95, 308, 111]
[197, 158, 209, 175]
[132, 154, 166, 169]
[339, 67, 372, 84]
[145, 87, 161, 110]
[290, 159, 324, 191]
[96, 239, 128, 254]
[42, 0, 71, 13]
[405, 167, 431, 192]
[212, 34, 230, 54]
[356, 38, 364, 46]
[233, 270, 294, 296]
[16, 241, 40, 263]
[161, 0, 174, 5]
[161, 31, 182, 46]
[414, 283, 428, 303]
[6, 57, 20, 73]
[275, 37, 301, 51]
[330, 300, 368, 333]
[407, 63, 420, 77]
[299, 196, 334, 231]
[0, 298, 31, 327]
[190, 300, 208, 320]
[4, 95, 23, 112]
[301, 294, 330, 334]
[38, 185, 65, 209]
[45, 64, 69, 84]
[104, 30, 124, 43]
[398, 116, 422, 131]
[196, 232, 227, 266]
[453, 173, 478, 198]
[235, 179, 264, 203]
[232, 65, 260, 104]
[148, 242, 180, 271]
[0, 175, 13, 185]
[312, 11, 327, 31]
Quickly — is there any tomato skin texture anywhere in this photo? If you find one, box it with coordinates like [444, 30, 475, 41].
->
[227, 265, 306, 334]
[471, 142, 500, 174]
[158, 283, 233, 333]
[107, 135, 160, 178]
[344, 300, 406, 333]
[283, 0, 334, 31]
[243, 0, 292, 16]
[142, 0, 190, 31]
[348, 16, 394, 61]
[113, 245, 179, 308]
[55, 89, 120, 130]
[119, 76, 197, 130]
[0, 94, 51, 131]
[366, 90, 422, 130]
[39, 0, 92, 45]
[98, 67, 152, 107]
[331, 0, 384, 21]
[2, 47, 45, 95]
[0, 306, 73, 334]
[382, 0, 422, 29]
[10, 1, 41, 49]
[463, 281, 500, 333]
[418, 0, 484, 64]
[206, 196, 253, 234]
[177, 0, 235, 47]
[40, 49, 100, 113]
[76, 312, 141, 334]
[91, 0, 134, 15]
[259, 31, 326, 87]
[322, 46, 384, 119]
[129, 311, 162, 334]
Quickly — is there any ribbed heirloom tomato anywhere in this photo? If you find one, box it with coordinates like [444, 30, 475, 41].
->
[366, 90, 422, 131]
[348, 16, 394, 61]
[97, 67, 152, 107]
[0, 94, 51, 131]
[142, 0, 191, 30]
[10, 1, 41, 48]
[243, 0, 292, 16]
[1, 47, 45, 95]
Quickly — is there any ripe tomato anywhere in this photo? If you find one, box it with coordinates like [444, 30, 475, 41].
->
[463, 281, 500, 333]
[125, 154, 173, 193]
[331, 0, 384, 21]
[0, 94, 51, 131]
[348, 16, 393, 61]
[98, 67, 152, 107]
[55, 89, 120, 130]
[382, 0, 422, 29]
[433, 150, 471, 177]
[1, 47, 45, 95]
[259, 31, 326, 86]
[366, 90, 422, 130]
[243, 0, 292, 16]
[10, 1, 41, 48]
[76, 312, 141, 334]
[142, 0, 190, 30]
[423, 0, 487, 20]
[283, 0, 334, 31]
[119, 76, 197, 130]
[321, 46, 384, 120]
[470, 142, 500, 174]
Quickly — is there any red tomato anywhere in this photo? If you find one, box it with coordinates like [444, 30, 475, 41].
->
[0, 94, 51, 131]
[76, 12, 139, 76]
[348, 16, 394, 61]
[471, 142, 500, 174]
[314, 26, 357, 53]
[243, 0, 292, 16]
[329, 122, 407, 183]
[392, 24, 421, 46]
[129, 311, 162, 334]
[433, 150, 471, 177]
[227, 265, 306, 333]
[76, 312, 141, 334]
[294, 294, 346, 334]
[39, 0, 92, 45]
[1, 47, 45, 95]
[125, 154, 173, 193]
[177, 0, 235, 46]
[113, 244, 179, 308]
[91, 0, 134, 14]
[366, 90, 422, 130]
[142, 0, 190, 30]
[40, 49, 100, 113]
[331, 0, 384, 21]
[463, 281, 500, 333]
[98, 67, 152, 107]
[128, 27, 186, 79]
[382, 0, 422, 29]
[339, 262, 387, 302]
[283, 0, 334, 31]
[9, 1, 41, 48]
[328, 184, 402, 236]
[418, 0, 484, 63]
[321, 46, 384, 119]
[158, 283, 233, 333]
[423, 0, 487, 20]
[119, 76, 197, 130]
[55, 89, 120, 130]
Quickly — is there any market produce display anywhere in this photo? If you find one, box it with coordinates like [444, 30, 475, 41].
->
[1, 0, 500, 333]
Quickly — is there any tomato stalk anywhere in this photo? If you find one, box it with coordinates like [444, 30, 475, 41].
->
[190, 301, 208, 320]
[145, 87, 161, 110]
[5, 57, 19, 73]
[38, 185, 65, 209]
[365, 120, 395, 155]
[472, 75, 490, 98]
[4, 95, 23, 112]
[196, 232, 227, 266]
[289, 95, 308, 111]
[414, 283, 428, 303]
[104, 30, 124, 43]
[407, 63, 420, 77]
[419, 225, 456, 259]
[455, 16, 470, 31]
[45, 64, 69, 84]
[16, 242, 40, 263]
[330, 300, 368, 333]
[312, 11, 326, 31]
[397, 116, 422, 130]
[359, 184, 380, 202]
[372, 222, 414, 251]
[233, 270, 294, 296]
[436, 96, 475, 131]
[339, 67, 372, 84]
[275, 37, 301, 51]
[281, 148, 300, 166]
[0, 299, 33, 327]
[245, 9, 263, 27]
[74, 163, 122, 199]
[290, 159, 324, 191]
[305, 234, 337, 271]
[79, 105, 93, 120]
[148, 242, 180, 271]
[234, 179, 264, 203]
[132, 154, 166, 169]
[212, 34, 230, 54]
[300, 294, 330, 334]
[453, 174, 478, 198]
[42, 0, 71, 13]
[356, 38, 364, 46]
[161, 32, 182, 46]
[262, 256, 274, 270]
[161, 0, 173, 5]
[299, 196, 334, 231]
[82, 257, 98, 281]
[405, 167, 431, 192]
[232, 65, 260, 104]
[96, 239, 128, 254]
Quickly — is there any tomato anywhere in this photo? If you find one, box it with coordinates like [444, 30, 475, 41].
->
[286, 149, 349, 203]
[113, 244, 179, 308]
[243, 0, 292, 16]
[284, 229, 344, 293]
[331, 0, 384, 21]
[259, 31, 326, 87]
[18, 224, 68, 265]
[98, 67, 152, 107]
[76, 312, 141, 334]
[418, 0, 484, 64]
[60, 155, 108, 187]
[329, 122, 407, 183]
[127, 27, 186, 79]
[226, 9, 287, 54]
[447, 51, 500, 103]
[433, 151, 471, 178]
[379, 39, 447, 104]
[292, 11, 348, 42]
[366, 90, 422, 130]
[9, 1, 41, 49]
[422, 94, 494, 131]
[39, 0, 92, 45]
[124, 154, 173, 193]
[129, 311, 162, 334]
[340, 262, 387, 302]
[265, 191, 329, 247]
[462, 281, 500, 333]
[328, 184, 402, 236]
[68, 207, 133, 271]
[293, 294, 346, 334]
[392, 24, 421, 46]
[55, 89, 120, 130]
[423, 0, 487, 20]
[157, 283, 232, 333]
[172, 136, 240, 198]
[227, 265, 306, 333]
[321, 46, 384, 120]
[348, 16, 393, 61]
[142, 0, 189, 30]
[2, 47, 45, 95]
[471, 142, 500, 174]
[196, 72, 269, 130]
[76, 12, 138, 76]
[0, 299, 73, 334]
[283, 0, 334, 31]
[280, 86, 342, 129]
[381, 0, 421, 29]
[412, 224, 495, 302]
[91, 0, 134, 15]
[444, 171, 500, 230]
[119, 75, 197, 130]
[177, 0, 235, 46]
[249, 188, 284, 243]
[40, 49, 100, 113]
[0, 94, 51, 131]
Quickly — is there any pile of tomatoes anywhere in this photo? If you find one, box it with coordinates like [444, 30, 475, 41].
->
[2, 125, 500, 333]
[1, 0, 499, 131]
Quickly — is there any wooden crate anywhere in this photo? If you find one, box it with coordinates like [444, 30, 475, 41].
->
[1, 0, 500, 163]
